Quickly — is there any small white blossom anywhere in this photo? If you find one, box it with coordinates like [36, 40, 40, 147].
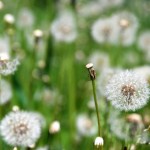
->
[76, 114, 97, 137]
[94, 137, 104, 148]
[51, 11, 77, 42]
[0, 79, 12, 105]
[0, 111, 42, 147]
[106, 70, 149, 111]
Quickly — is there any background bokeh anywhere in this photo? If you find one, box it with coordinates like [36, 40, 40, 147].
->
[0, 0, 150, 150]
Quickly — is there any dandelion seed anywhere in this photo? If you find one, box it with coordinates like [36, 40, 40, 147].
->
[106, 70, 149, 111]
[0, 111, 42, 147]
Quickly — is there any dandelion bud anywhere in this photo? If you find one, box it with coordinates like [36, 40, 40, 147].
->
[94, 137, 104, 149]
[119, 18, 129, 28]
[13, 147, 17, 150]
[86, 63, 96, 80]
[49, 121, 60, 134]
[12, 105, 20, 112]
[4, 14, 15, 25]
[33, 29, 43, 46]
[126, 113, 142, 124]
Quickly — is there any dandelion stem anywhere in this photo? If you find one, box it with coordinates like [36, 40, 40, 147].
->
[86, 63, 101, 136]
[92, 79, 101, 136]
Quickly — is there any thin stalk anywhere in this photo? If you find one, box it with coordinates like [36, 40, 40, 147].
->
[91, 79, 101, 136]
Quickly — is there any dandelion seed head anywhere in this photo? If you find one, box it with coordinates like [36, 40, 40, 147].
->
[0, 111, 42, 147]
[106, 70, 150, 111]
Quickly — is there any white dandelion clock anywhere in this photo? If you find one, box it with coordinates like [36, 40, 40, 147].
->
[112, 11, 139, 46]
[106, 70, 150, 111]
[0, 58, 20, 75]
[0, 79, 12, 105]
[50, 11, 77, 42]
[91, 17, 119, 44]
[0, 111, 41, 147]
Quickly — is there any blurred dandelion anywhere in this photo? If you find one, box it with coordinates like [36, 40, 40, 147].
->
[50, 11, 77, 42]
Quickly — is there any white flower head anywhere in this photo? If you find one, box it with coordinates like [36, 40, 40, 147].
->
[106, 70, 150, 111]
[0, 111, 42, 147]
[76, 114, 97, 137]
[88, 51, 110, 72]
[138, 31, 150, 52]
[0, 79, 12, 105]
[17, 8, 34, 28]
[0, 58, 20, 75]
[51, 11, 77, 42]
[91, 17, 119, 44]
[94, 137, 104, 148]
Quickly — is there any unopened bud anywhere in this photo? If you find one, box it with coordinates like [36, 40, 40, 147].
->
[94, 137, 104, 149]
[49, 121, 60, 134]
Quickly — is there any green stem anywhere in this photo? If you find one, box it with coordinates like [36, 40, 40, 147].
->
[91, 79, 101, 136]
